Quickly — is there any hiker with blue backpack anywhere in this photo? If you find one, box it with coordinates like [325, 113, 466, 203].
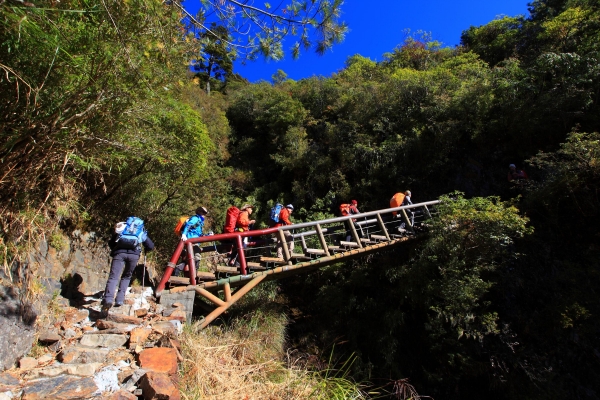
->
[271, 203, 294, 259]
[102, 217, 154, 316]
[179, 206, 209, 264]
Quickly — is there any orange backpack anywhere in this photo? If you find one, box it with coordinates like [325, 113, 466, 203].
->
[339, 204, 351, 216]
[174, 216, 189, 236]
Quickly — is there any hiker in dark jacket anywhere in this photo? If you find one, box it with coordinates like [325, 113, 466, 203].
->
[102, 222, 154, 315]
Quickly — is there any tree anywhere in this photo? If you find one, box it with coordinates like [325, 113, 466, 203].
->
[193, 23, 235, 95]
[171, 0, 347, 61]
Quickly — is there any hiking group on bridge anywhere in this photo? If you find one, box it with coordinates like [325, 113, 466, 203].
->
[101, 190, 416, 314]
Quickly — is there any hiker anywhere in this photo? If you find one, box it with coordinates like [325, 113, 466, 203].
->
[275, 204, 295, 259]
[390, 191, 407, 216]
[403, 190, 416, 226]
[179, 206, 209, 268]
[342, 200, 361, 242]
[226, 204, 255, 266]
[507, 164, 529, 182]
[102, 218, 154, 315]
[236, 204, 255, 233]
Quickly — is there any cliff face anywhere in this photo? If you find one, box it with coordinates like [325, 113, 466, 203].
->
[27, 231, 112, 298]
[0, 231, 113, 371]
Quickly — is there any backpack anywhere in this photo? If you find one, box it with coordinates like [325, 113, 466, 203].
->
[174, 216, 189, 236]
[339, 203, 351, 216]
[270, 203, 283, 225]
[115, 216, 147, 250]
[223, 206, 241, 233]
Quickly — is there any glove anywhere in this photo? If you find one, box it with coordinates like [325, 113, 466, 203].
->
[181, 234, 187, 241]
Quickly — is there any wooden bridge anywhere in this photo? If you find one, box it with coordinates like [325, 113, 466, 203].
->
[155, 200, 440, 328]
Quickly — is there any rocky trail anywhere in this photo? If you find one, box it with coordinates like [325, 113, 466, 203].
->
[0, 286, 189, 400]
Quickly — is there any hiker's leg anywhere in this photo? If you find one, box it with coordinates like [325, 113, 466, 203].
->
[115, 253, 139, 305]
[285, 231, 294, 254]
[103, 254, 126, 305]
[276, 240, 284, 258]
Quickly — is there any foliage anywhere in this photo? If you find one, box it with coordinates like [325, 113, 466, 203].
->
[173, 0, 347, 61]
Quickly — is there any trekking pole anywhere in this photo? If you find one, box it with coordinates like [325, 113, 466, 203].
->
[140, 250, 146, 303]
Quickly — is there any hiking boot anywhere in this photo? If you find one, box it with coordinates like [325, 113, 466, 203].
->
[100, 303, 112, 317]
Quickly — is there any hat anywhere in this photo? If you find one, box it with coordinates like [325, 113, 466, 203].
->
[241, 204, 253, 210]
[286, 204, 294, 210]
[509, 164, 516, 168]
[351, 199, 358, 205]
[405, 190, 411, 196]
[196, 206, 209, 215]
[115, 222, 126, 234]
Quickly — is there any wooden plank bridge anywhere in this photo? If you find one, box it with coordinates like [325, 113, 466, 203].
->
[155, 200, 440, 329]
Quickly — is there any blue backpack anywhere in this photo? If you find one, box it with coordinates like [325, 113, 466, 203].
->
[116, 216, 147, 250]
[270, 203, 283, 225]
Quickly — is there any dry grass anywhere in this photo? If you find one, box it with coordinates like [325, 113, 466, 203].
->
[179, 309, 369, 400]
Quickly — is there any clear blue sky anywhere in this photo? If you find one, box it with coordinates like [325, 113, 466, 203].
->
[184, 0, 530, 83]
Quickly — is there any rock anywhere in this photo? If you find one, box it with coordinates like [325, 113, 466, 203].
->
[0, 286, 36, 371]
[96, 319, 136, 331]
[19, 357, 37, 370]
[165, 310, 186, 323]
[62, 328, 77, 339]
[37, 354, 54, 364]
[21, 375, 97, 400]
[48, 340, 62, 353]
[157, 290, 194, 323]
[134, 308, 148, 318]
[105, 349, 134, 365]
[138, 348, 178, 375]
[63, 308, 89, 325]
[118, 368, 134, 383]
[139, 371, 181, 400]
[58, 345, 109, 364]
[80, 334, 128, 349]
[0, 371, 20, 392]
[107, 314, 142, 325]
[38, 331, 61, 344]
[129, 327, 152, 350]
[66, 362, 102, 376]
[105, 389, 138, 400]
[151, 321, 177, 337]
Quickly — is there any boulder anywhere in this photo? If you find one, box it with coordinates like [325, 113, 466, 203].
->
[58, 345, 109, 364]
[0, 285, 36, 371]
[139, 371, 181, 400]
[138, 348, 178, 375]
[79, 334, 128, 349]
[21, 375, 97, 400]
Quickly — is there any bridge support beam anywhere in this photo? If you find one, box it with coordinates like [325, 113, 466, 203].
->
[196, 274, 267, 330]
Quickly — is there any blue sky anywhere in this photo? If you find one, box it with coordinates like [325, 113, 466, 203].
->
[184, 0, 530, 83]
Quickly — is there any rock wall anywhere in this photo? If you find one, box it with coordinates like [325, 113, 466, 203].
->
[27, 231, 112, 297]
[0, 286, 37, 371]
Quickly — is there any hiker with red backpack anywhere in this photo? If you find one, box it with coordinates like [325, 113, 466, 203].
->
[340, 200, 361, 242]
[224, 204, 255, 266]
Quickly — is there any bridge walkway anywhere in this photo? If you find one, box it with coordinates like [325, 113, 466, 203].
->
[155, 200, 440, 329]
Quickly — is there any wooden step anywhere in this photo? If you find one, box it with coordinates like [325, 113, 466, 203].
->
[260, 257, 287, 265]
[369, 235, 389, 241]
[305, 248, 326, 255]
[168, 276, 191, 285]
[340, 241, 360, 248]
[247, 262, 267, 271]
[168, 271, 216, 285]
[328, 246, 346, 253]
[216, 265, 240, 274]
[290, 253, 312, 260]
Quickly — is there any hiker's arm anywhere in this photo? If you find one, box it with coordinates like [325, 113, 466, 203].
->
[143, 236, 154, 251]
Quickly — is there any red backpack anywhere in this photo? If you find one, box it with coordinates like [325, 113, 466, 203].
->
[339, 204, 351, 216]
[223, 206, 241, 233]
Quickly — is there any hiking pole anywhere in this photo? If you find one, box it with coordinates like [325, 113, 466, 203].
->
[140, 250, 146, 303]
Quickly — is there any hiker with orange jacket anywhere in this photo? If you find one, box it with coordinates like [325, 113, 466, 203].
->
[236, 204, 255, 232]
[275, 204, 295, 259]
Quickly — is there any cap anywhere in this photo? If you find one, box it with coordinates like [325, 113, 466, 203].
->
[115, 222, 126, 234]
[196, 206, 209, 215]
[241, 204, 253, 210]
[509, 164, 516, 168]
[405, 190, 411, 196]
[351, 200, 358, 205]
[286, 204, 294, 210]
